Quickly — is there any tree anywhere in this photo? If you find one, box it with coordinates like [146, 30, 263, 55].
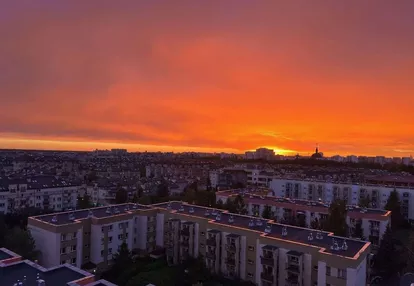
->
[261, 205, 272, 219]
[131, 193, 139, 203]
[325, 200, 348, 236]
[4, 227, 39, 260]
[385, 189, 403, 231]
[310, 218, 321, 230]
[359, 196, 371, 208]
[115, 188, 128, 204]
[157, 181, 170, 197]
[101, 242, 133, 284]
[77, 194, 92, 209]
[353, 221, 365, 240]
[233, 195, 247, 215]
[297, 215, 307, 228]
[0, 215, 6, 247]
[372, 225, 399, 279]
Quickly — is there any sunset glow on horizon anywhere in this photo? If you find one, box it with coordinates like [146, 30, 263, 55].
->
[1, 1, 413, 157]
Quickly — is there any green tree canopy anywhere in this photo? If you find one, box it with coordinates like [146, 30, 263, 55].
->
[233, 195, 247, 215]
[372, 225, 399, 279]
[157, 181, 170, 197]
[325, 200, 348, 236]
[359, 196, 371, 208]
[385, 189, 403, 231]
[261, 205, 272, 219]
[115, 188, 128, 204]
[353, 221, 365, 240]
[4, 227, 39, 260]
[101, 242, 133, 284]
[77, 193, 92, 209]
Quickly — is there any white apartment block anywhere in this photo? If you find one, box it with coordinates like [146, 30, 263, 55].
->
[29, 202, 371, 286]
[270, 176, 414, 222]
[28, 204, 157, 271]
[0, 177, 83, 214]
[216, 190, 390, 246]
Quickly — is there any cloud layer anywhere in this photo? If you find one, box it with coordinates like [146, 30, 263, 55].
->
[1, 1, 414, 155]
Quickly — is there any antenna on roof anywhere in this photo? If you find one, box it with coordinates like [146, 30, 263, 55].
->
[248, 219, 254, 227]
[87, 210, 93, 218]
[282, 226, 288, 236]
[228, 215, 234, 224]
[255, 218, 263, 227]
[51, 215, 58, 223]
[189, 207, 195, 214]
[132, 203, 138, 209]
[124, 205, 129, 211]
[264, 223, 272, 234]
[204, 209, 210, 216]
[308, 232, 314, 241]
[68, 212, 75, 221]
[215, 213, 221, 221]
[179, 205, 184, 212]
[316, 231, 323, 240]
[341, 240, 348, 251]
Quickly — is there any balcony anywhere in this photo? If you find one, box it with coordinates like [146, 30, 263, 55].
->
[205, 252, 216, 260]
[286, 264, 300, 274]
[226, 244, 237, 252]
[260, 256, 274, 266]
[260, 272, 274, 282]
[206, 237, 217, 247]
[180, 228, 190, 236]
[180, 240, 190, 247]
[225, 257, 236, 266]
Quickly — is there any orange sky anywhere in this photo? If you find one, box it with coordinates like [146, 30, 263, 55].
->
[0, 1, 413, 156]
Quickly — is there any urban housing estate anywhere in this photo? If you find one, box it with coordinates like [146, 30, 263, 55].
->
[28, 202, 371, 286]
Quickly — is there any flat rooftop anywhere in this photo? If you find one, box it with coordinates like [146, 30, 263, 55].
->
[0, 261, 89, 286]
[155, 201, 369, 259]
[34, 203, 152, 225]
[0, 249, 13, 261]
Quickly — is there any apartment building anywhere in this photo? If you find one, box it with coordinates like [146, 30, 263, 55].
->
[217, 190, 390, 246]
[0, 176, 83, 214]
[270, 176, 414, 222]
[0, 247, 116, 286]
[154, 201, 370, 286]
[28, 203, 158, 271]
[28, 201, 371, 286]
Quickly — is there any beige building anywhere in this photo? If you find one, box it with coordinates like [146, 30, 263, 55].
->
[29, 202, 371, 286]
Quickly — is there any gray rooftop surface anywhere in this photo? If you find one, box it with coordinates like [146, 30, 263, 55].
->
[156, 201, 369, 258]
[35, 203, 152, 225]
[0, 249, 12, 261]
[0, 262, 87, 286]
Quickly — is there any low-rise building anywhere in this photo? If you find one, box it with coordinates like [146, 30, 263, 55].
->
[0, 247, 116, 286]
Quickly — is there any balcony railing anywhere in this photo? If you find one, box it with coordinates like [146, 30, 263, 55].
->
[206, 237, 217, 246]
[260, 256, 274, 266]
[180, 228, 190, 236]
[205, 252, 216, 260]
[260, 272, 274, 282]
[286, 264, 300, 274]
[226, 244, 237, 252]
[225, 257, 236, 265]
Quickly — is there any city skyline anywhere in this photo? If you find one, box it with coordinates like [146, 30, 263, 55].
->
[1, 1, 413, 156]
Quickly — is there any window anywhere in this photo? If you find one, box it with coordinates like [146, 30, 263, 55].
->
[109, 248, 113, 254]
[61, 234, 66, 241]
[247, 273, 253, 278]
[248, 246, 254, 251]
[71, 258, 76, 264]
[109, 225, 113, 231]
[125, 233, 129, 238]
[84, 255, 89, 260]
[100, 250, 104, 257]
[71, 245, 77, 252]
[119, 223, 123, 230]
[60, 248, 66, 254]
[326, 266, 331, 276]
[248, 259, 254, 264]
[109, 236, 113, 243]
[201, 232, 205, 236]
[73, 232, 77, 238]
[118, 234, 124, 240]
[84, 244, 90, 248]
[338, 268, 347, 279]
[200, 243, 205, 248]
[61, 260, 65, 265]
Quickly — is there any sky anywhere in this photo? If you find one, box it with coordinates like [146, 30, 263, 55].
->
[1, 1, 414, 156]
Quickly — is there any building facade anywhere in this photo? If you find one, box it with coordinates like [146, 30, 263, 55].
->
[270, 176, 414, 222]
[29, 202, 371, 286]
